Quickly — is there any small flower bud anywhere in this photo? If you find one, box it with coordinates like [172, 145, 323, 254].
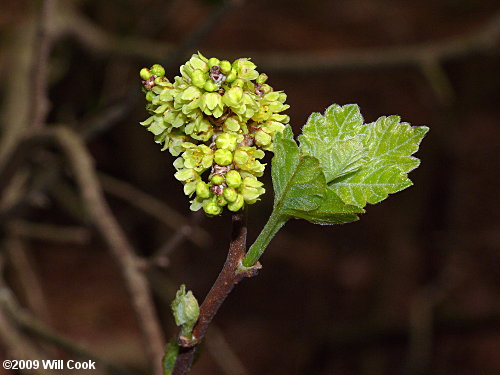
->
[210, 174, 225, 185]
[188, 54, 209, 72]
[171, 285, 200, 337]
[191, 70, 206, 88]
[203, 80, 218, 92]
[219, 60, 232, 74]
[195, 181, 210, 199]
[201, 92, 222, 111]
[181, 86, 202, 101]
[223, 117, 241, 132]
[208, 57, 220, 68]
[145, 91, 155, 102]
[227, 194, 244, 212]
[233, 147, 265, 175]
[256, 73, 268, 84]
[225, 69, 237, 83]
[223, 87, 243, 107]
[225, 170, 242, 188]
[214, 149, 233, 166]
[140, 68, 152, 80]
[216, 133, 238, 151]
[232, 79, 245, 88]
[203, 198, 222, 216]
[233, 149, 249, 166]
[216, 195, 227, 207]
[260, 84, 272, 94]
[241, 177, 265, 203]
[150, 64, 165, 77]
[223, 187, 238, 202]
[254, 129, 272, 147]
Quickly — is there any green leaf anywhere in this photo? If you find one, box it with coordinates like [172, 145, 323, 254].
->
[293, 188, 364, 225]
[300, 104, 429, 208]
[242, 125, 363, 267]
[162, 339, 179, 375]
[299, 104, 368, 182]
[331, 116, 428, 207]
[243, 105, 428, 267]
[272, 126, 325, 216]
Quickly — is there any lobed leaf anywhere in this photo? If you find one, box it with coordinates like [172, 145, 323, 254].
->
[299, 104, 429, 208]
[272, 126, 325, 215]
[271, 126, 362, 225]
[299, 104, 368, 182]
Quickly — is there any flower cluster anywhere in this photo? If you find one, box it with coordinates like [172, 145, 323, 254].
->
[139, 53, 289, 215]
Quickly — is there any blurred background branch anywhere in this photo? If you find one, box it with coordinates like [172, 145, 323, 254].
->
[0, 0, 498, 374]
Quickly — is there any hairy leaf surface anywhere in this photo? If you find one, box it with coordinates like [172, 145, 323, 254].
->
[299, 104, 367, 182]
[299, 104, 429, 208]
[272, 126, 361, 224]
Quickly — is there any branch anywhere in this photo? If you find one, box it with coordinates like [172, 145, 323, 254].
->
[3, 235, 51, 323]
[147, 270, 250, 375]
[7, 220, 90, 244]
[228, 11, 500, 72]
[146, 211, 206, 269]
[205, 325, 250, 375]
[0, 255, 54, 375]
[31, 0, 56, 130]
[162, 0, 245, 68]
[54, 1, 173, 61]
[40, 127, 165, 375]
[98, 173, 211, 249]
[172, 212, 260, 375]
[56, 5, 499, 72]
[0, 258, 135, 375]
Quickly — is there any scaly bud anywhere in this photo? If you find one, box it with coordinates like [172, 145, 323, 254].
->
[171, 285, 200, 338]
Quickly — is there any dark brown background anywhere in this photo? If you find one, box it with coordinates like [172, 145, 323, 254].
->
[0, 0, 499, 374]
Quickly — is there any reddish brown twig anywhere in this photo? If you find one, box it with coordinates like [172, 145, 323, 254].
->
[172, 212, 260, 375]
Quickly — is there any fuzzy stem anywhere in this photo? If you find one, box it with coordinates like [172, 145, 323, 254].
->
[241, 210, 287, 267]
